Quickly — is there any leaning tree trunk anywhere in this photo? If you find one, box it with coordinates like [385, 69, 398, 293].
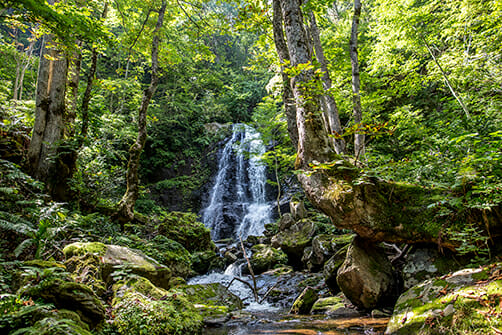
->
[350, 0, 364, 160]
[115, 1, 167, 225]
[308, 11, 346, 155]
[27, 32, 68, 186]
[280, 0, 334, 169]
[272, 0, 298, 149]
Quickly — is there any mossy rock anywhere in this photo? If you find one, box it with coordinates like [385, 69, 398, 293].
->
[323, 244, 349, 293]
[157, 211, 214, 253]
[290, 286, 318, 315]
[0, 294, 89, 334]
[271, 220, 317, 267]
[63, 242, 172, 289]
[11, 316, 93, 335]
[191, 249, 224, 275]
[250, 244, 288, 274]
[386, 263, 502, 334]
[310, 296, 345, 314]
[112, 276, 203, 335]
[18, 278, 105, 328]
[65, 254, 106, 296]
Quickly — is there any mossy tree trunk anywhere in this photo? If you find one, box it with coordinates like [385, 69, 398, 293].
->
[115, 0, 167, 225]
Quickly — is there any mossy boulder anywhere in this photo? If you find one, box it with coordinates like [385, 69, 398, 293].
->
[250, 244, 288, 274]
[112, 276, 203, 335]
[271, 220, 317, 267]
[323, 244, 349, 293]
[157, 211, 214, 252]
[337, 236, 398, 310]
[290, 286, 318, 315]
[65, 254, 106, 296]
[0, 295, 90, 334]
[386, 263, 502, 334]
[191, 249, 224, 275]
[278, 213, 295, 231]
[63, 242, 172, 289]
[171, 283, 243, 324]
[18, 278, 105, 328]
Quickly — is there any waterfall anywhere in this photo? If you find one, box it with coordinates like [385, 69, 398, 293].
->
[202, 124, 272, 241]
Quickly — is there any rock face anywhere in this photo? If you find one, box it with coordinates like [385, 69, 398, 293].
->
[290, 286, 318, 315]
[63, 242, 172, 290]
[304, 234, 354, 272]
[250, 244, 288, 274]
[336, 236, 398, 309]
[386, 263, 502, 334]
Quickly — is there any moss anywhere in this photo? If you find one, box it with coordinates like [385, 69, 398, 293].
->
[250, 244, 288, 274]
[23, 260, 66, 270]
[12, 316, 93, 335]
[63, 242, 107, 258]
[290, 287, 318, 315]
[112, 277, 203, 335]
[311, 296, 345, 314]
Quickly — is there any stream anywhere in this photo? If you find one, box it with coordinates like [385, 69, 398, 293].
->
[190, 124, 389, 334]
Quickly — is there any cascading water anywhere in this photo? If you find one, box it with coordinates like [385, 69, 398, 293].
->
[202, 124, 272, 241]
[190, 124, 278, 310]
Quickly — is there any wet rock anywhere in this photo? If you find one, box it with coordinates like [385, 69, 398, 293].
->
[278, 213, 295, 231]
[386, 263, 502, 334]
[323, 244, 349, 293]
[290, 286, 318, 315]
[250, 244, 288, 274]
[224, 250, 238, 263]
[63, 242, 172, 290]
[192, 249, 224, 275]
[290, 201, 307, 220]
[337, 236, 398, 310]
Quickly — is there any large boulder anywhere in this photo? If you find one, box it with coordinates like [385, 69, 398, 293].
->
[336, 236, 398, 310]
[386, 263, 502, 334]
[250, 244, 288, 274]
[63, 242, 172, 290]
[271, 220, 317, 267]
[297, 161, 501, 248]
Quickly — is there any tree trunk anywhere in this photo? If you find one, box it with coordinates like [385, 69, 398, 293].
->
[350, 0, 364, 160]
[308, 11, 346, 155]
[27, 33, 68, 186]
[272, 0, 298, 149]
[280, 0, 334, 169]
[17, 38, 36, 100]
[115, 1, 167, 225]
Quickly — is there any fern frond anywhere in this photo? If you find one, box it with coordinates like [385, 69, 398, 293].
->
[0, 218, 36, 236]
[14, 238, 35, 258]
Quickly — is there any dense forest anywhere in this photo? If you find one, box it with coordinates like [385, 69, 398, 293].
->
[0, 0, 501, 334]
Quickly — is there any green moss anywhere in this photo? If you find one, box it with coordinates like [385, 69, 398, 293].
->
[23, 260, 66, 270]
[250, 244, 288, 274]
[63, 242, 107, 258]
[311, 296, 345, 314]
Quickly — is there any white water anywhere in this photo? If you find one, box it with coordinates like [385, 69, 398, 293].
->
[202, 124, 272, 240]
[192, 124, 278, 311]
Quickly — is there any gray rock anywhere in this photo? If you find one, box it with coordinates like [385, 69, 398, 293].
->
[290, 201, 307, 220]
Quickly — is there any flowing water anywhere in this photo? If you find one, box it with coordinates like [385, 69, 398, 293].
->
[192, 124, 388, 334]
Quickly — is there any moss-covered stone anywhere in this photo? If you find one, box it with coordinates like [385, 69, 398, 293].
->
[11, 316, 93, 335]
[63, 242, 173, 289]
[323, 244, 349, 293]
[310, 296, 345, 314]
[18, 278, 105, 328]
[65, 254, 106, 296]
[112, 276, 203, 334]
[386, 263, 502, 334]
[271, 220, 317, 267]
[290, 286, 318, 315]
[191, 249, 224, 275]
[157, 211, 214, 253]
[250, 244, 288, 274]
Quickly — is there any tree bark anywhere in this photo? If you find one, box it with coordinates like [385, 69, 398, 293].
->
[350, 0, 364, 160]
[272, 0, 298, 149]
[308, 11, 346, 155]
[280, 0, 334, 169]
[27, 32, 68, 185]
[115, 0, 167, 225]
